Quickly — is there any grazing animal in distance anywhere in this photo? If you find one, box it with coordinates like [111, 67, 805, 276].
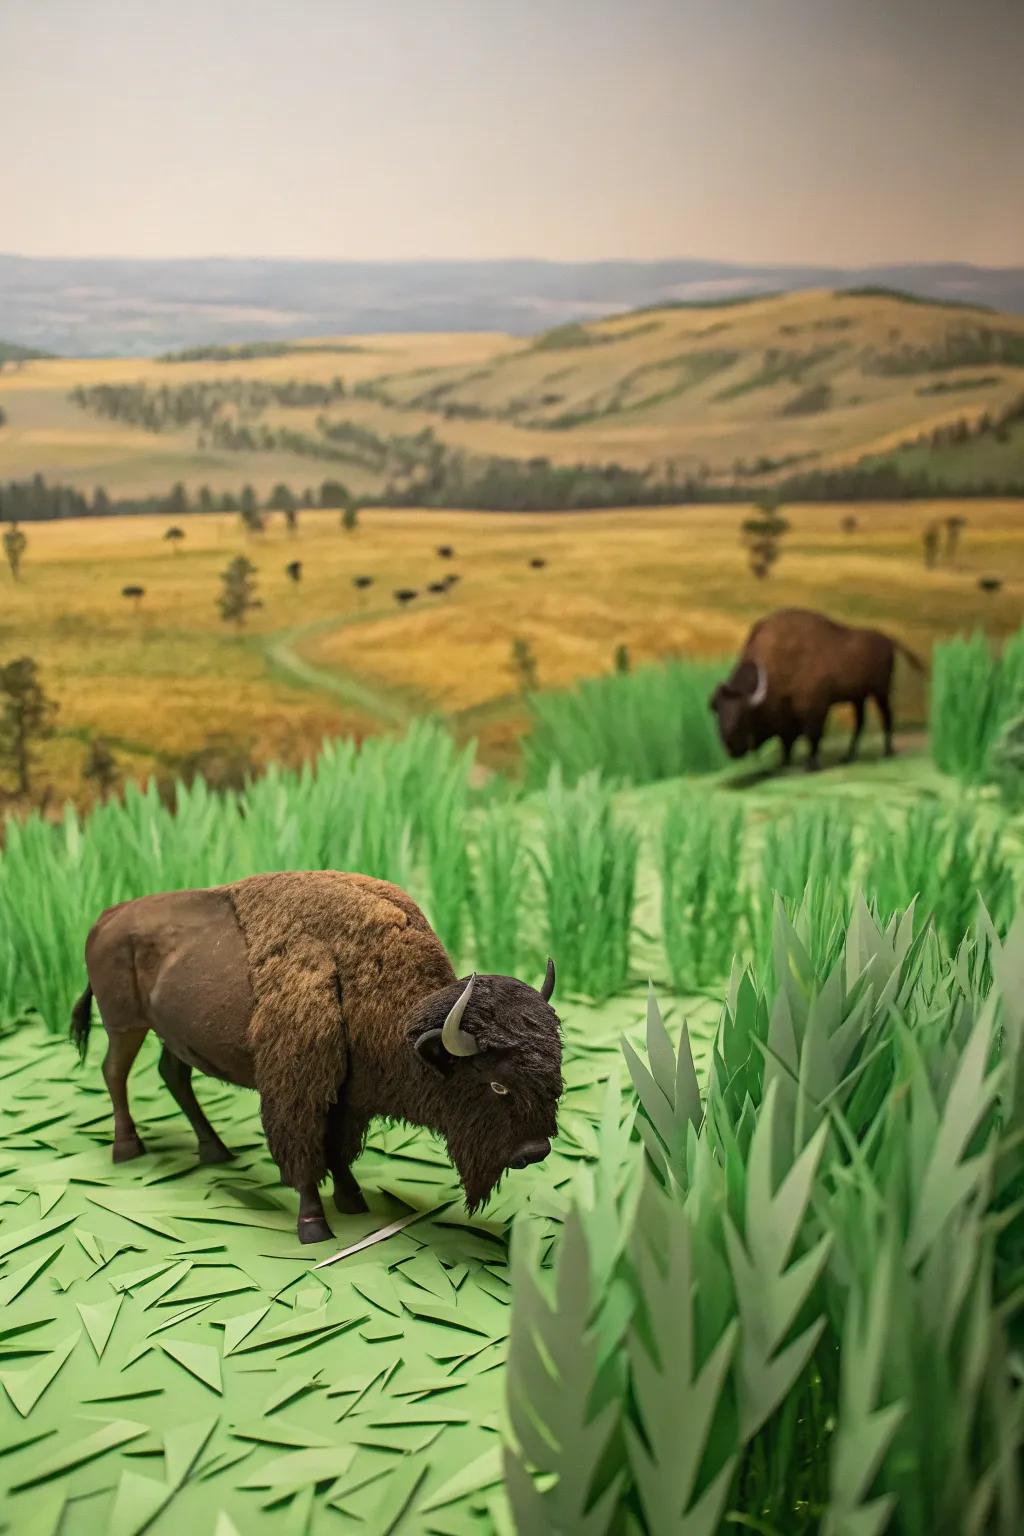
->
[529, 558, 547, 570]
[394, 588, 418, 606]
[285, 560, 302, 583]
[437, 545, 455, 559]
[709, 608, 925, 771]
[427, 581, 448, 595]
[70, 872, 562, 1244]
[444, 573, 460, 588]
[978, 576, 1002, 594]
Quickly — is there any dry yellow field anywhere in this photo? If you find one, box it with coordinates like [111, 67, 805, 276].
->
[2, 498, 1021, 806]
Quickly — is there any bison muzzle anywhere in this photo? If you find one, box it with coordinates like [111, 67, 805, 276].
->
[70, 871, 563, 1244]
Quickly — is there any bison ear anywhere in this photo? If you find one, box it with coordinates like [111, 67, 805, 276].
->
[413, 1029, 456, 1077]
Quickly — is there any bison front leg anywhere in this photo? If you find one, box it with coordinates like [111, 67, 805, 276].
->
[326, 1105, 369, 1216]
[249, 939, 347, 1245]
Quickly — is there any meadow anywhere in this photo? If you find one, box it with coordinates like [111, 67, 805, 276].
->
[0, 703, 1023, 1532]
[2, 498, 1023, 805]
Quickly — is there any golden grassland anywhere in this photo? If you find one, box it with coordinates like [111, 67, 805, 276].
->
[1, 498, 1021, 806]
[2, 289, 1023, 499]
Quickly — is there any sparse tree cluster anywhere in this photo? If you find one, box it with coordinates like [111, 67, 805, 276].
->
[3, 521, 27, 579]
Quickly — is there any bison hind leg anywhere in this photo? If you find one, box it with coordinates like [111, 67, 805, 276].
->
[102, 1027, 150, 1162]
[297, 1183, 334, 1244]
[844, 700, 866, 763]
[157, 1047, 234, 1164]
[873, 690, 895, 756]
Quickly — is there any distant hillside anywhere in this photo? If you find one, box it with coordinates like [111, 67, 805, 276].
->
[0, 338, 52, 363]
[1, 253, 1023, 356]
[2, 288, 1023, 510]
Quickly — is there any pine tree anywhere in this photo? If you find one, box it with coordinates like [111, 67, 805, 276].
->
[3, 521, 27, 580]
[218, 555, 261, 628]
[0, 656, 58, 795]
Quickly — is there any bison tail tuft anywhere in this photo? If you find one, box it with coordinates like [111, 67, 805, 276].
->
[70, 983, 94, 1062]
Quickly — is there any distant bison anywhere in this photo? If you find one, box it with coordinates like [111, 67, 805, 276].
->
[427, 581, 448, 595]
[71, 873, 562, 1244]
[285, 560, 302, 583]
[437, 545, 455, 559]
[529, 558, 547, 570]
[710, 608, 925, 771]
[394, 588, 418, 606]
[978, 576, 1003, 594]
[353, 575, 374, 591]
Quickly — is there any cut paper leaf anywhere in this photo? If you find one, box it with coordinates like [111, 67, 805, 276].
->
[164, 1415, 219, 1486]
[77, 1294, 123, 1358]
[9, 1417, 149, 1489]
[261, 1372, 322, 1415]
[239, 1444, 358, 1490]
[220, 1304, 271, 1355]
[313, 1205, 447, 1269]
[35, 1183, 66, 1217]
[419, 1445, 504, 1511]
[0, 1246, 60, 1306]
[159, 1339, 223, 1394]
[0, 1212, 76, 1260]
[108, 1470, 171, 1536]
[0, 1330, 80, 1416]
[371, 1458, 429, 1533]
[231, 1418, 334, 1448]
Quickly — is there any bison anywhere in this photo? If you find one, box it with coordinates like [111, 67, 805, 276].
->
[70, 872, 562, 1244]
[709, 608, 924, 771]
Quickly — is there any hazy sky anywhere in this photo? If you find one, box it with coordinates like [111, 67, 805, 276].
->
[2, 0, 1021, 265]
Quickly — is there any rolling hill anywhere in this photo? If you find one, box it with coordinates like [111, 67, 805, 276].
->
[2, 288, 1023, 506]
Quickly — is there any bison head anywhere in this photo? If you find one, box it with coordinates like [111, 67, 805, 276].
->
[709, 659, 768, 758]
[409, 960, 562, 1212]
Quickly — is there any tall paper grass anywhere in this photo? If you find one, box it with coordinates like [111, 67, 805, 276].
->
[523, 657, 729, 787]
[931, 626, 1024, 783]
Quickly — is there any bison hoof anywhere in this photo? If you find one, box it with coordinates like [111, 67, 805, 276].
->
[112, 1136, 146, 1163]
[333, 1186, 369, 1216]
[198, 1141, 234, 1165]
[298, 1216, 334, 1244]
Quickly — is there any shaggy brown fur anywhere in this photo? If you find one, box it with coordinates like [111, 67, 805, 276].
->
[710, 607, 925, 771]
[71, 871, 563, 1243]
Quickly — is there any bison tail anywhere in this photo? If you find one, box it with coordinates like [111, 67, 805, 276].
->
[70, 983, 94, 1062]
[895, 640, 928, 675]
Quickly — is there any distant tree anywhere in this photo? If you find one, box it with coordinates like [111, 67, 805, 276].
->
[218, 555, 260, 628]
[239, 486, 264, 535]
[82, 736, 118, 799]
[922, 524, 940, 568]
[164, 525, 186, 553]
[0, 656, 57, 795]
[285, 559, 302, 584]
[0, 405, 6, 429]
[529, 557, 547, 570]
[92, 487, 112, 517]
[198, 485, 215, 514]
[220, 491, 239, 513]
[944, 513, 967, 560]
[3, 521, 27, 580]
[320, 479, 350, 509]
[614, 643, 631, 674]
[168, 481, 189, 516]
[340, 502, 360, 532]
[302, 487, 314, 508]
[840, 514, 858, 534]
[284, 505, 298, 535]
[509, 637, 539, 693]
[741, 497, 790, 579]
[121, 583, 146, 613]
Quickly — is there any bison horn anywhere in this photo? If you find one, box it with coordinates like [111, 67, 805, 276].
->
[441, 974, 479, 1056]
[749, 662, 768, 708]
[540, 957, 556, 1001]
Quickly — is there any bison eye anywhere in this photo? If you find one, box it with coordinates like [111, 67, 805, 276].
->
[490, 1081, 509, 1096]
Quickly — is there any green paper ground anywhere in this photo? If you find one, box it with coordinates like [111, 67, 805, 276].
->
[0, 991, 719, 1535]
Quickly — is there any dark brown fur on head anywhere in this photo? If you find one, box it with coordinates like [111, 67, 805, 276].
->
[405, 974, 563, 1212]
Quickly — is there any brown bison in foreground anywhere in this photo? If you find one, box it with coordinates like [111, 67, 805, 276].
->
[710, 608, 925, 771]
[70, 871, 562, 1243]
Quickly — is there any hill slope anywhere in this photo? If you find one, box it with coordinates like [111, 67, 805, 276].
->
[2, 289, 1023, 505]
